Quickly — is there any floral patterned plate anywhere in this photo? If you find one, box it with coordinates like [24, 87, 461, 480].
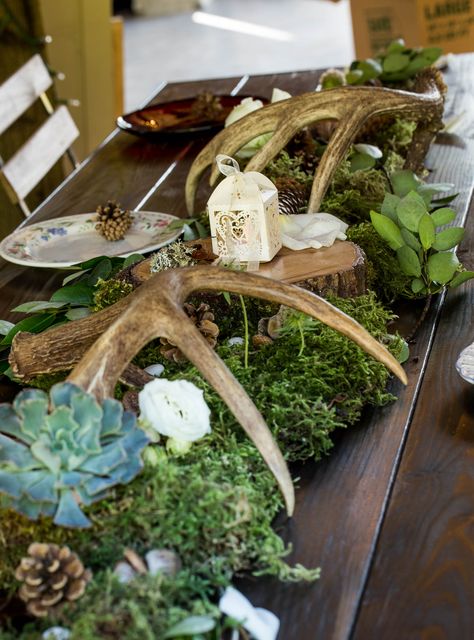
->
[0, 211, 182, 268]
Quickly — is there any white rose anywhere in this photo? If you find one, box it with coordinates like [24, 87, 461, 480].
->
[279, 212, 348, 250]
[138, 378, 211, 443]
[225, 89, 292, 159]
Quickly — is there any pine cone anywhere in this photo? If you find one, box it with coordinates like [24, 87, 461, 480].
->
[275, 177, 309, 215]
[190, 92, 223, 120]
[160, 302, 219, 362]
[95, 200, 133, 241]
[15, 543, 92, 618]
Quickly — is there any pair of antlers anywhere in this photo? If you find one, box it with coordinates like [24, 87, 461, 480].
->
[11, 266, 407, 516]
[185, 70, 445, 214]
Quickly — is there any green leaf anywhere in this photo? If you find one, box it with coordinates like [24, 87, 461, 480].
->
[51, 283, 94, 306]
[0, 320, 14, 336]
[381, 193, 400, 222]
[391, 170, 421, 197]
[383, 52, 410, 72]
[430, 194, 458, 208]
[431, 207, 456, 226]
[182, 224, 197, 241]
[1, 314, 57, 346]
[370, 211, 404, 250]
[411, 278, 425, 294]
[65, 307, 91, 321]
[432, 227, 464, 251]
[398, 339, 410, 364]
[77, 255, 109, 270]
[450, 271, 474, 288]
[62, 269, 88, 286]
[353, 143, 383, 159]
[401, 228, 421, 252]
[222, 291, 232, 305]
[387, 38, 405, 54]
[164, 616, 216, 638]
[397, 245, 421, 277]
[195, 221, 208, 238]
[396, 191, 426, 232]
[12, 300, 67, 314]
[418, 214, 435, 250]
[123, 253, 144, 268]
[350, 152, 375, 172]
[87, 258, 113, 285]
[346, 68, 364, 84]
[427, 252, 460, 284]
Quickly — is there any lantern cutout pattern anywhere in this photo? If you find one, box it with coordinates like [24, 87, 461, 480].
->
[207, 155, 282, 263]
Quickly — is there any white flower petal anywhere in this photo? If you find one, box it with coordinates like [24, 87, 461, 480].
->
[225, 97, 264, 127]
[279, 213, 347, 250]
[219, 587, 280, 640]
[271, 87, 292, 102]
[138, 379, 211, 442]
[144, 363, 165, 377]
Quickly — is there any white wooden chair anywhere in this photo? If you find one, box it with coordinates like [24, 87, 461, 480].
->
[0, 54, 79, 217]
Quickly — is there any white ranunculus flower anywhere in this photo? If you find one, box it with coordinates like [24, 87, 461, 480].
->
[219, 587, 280, 640]
[138, 378, 211, 443]
[225, 96, 264, 128]
[279, 212, 348, 250]
[225, 89, 292, 159]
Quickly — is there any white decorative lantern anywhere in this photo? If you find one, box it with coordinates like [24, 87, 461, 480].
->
[207, 155, 282, 263]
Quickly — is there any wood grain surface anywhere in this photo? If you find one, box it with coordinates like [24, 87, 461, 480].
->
[0, 58, 473, 640]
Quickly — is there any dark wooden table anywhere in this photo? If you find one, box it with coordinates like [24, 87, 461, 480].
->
[1, 56, 473, 640]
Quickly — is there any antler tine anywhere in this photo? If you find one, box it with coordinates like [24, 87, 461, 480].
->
[166, 317, 295, 516]
[66, 269, 295, 515]
[186, 79, 444, 215]
[177, 266, 407, 385]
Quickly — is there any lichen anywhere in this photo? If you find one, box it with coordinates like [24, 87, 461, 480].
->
[92, 278, 133, 312]
[150, 242, 196, 273]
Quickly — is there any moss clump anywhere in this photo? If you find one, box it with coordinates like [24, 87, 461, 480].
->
[347, 223, 411, 302]
[93, 278, 133, 312]
[264, 150, 314, 189]
[371, 117, 417, 156]
[321, 161, 388, 223]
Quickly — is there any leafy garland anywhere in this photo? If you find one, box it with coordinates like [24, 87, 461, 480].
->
[0, 41, 473, 639]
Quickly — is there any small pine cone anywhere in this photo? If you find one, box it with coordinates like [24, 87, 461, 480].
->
[190, 92, 223, 120]
[275, 178, 309, 215]
[160, 302, 219, 362]
[252, 334, 273, 349]
[95, 200, 133, 242]
[15, 543, 92, 618]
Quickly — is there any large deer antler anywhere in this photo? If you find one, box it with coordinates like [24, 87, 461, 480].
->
[185, 70, 445, 214]
[11, 266, 406, 516]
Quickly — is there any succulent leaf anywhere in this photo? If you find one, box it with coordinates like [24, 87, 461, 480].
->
[0, 434, 36, 468]
[0, 382, 149, 528]
[55, 490, 91, 528]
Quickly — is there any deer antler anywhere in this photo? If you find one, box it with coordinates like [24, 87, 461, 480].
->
[10, 266, 407, 514]
[185, 71, 445, 214]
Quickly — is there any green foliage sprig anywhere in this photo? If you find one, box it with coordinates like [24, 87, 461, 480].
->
[370, 171, 474, 295]
[320, 39, 442, 90]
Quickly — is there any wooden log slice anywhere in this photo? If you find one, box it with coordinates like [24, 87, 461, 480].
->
[121, 237, 367, 298]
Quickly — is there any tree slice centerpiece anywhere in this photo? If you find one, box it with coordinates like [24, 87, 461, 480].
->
[124, 237, 367, 298]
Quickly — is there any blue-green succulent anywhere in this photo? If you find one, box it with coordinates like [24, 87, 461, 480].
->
[0, 382, 149, 528]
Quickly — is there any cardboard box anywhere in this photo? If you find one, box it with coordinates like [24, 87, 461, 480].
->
[350, 0, 474, 59]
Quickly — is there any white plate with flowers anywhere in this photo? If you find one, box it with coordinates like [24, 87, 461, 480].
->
[0, 211, 183, 268]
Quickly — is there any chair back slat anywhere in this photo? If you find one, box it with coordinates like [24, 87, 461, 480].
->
[0, 54, 52, 136]
[1, 106, 79, 202]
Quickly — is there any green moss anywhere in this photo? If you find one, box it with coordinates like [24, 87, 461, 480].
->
[371, 117, 417, 156]
[264, 150, 314, 188]
[321, 161, 388, 223]
[347, 223, 411, 302]
[93, 278, 133, 312]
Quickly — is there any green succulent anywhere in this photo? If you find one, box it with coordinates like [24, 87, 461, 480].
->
[0, 382, 149, 528]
